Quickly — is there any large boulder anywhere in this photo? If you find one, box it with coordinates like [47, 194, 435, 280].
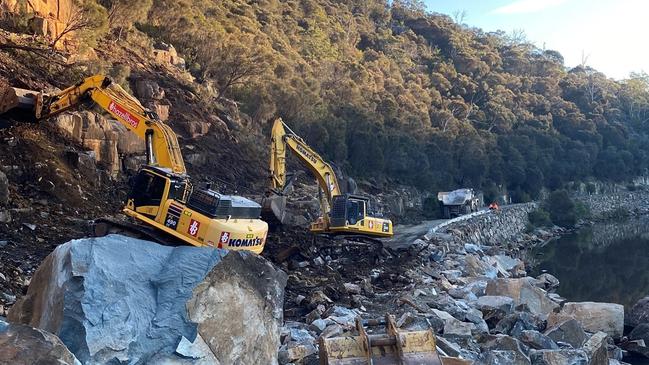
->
[485, 278, 559, 316]
[557, 302, 623, 339]
[8, 235, 287, 364]
[55, 111, 145, 176]
[544, 319, 587, 348]
[628, 296, 649, 327]
[0, 318, 80, 365]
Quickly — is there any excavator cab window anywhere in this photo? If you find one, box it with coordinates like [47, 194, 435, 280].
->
[130, 170, 167, 212]
[330, 195, 368, 227]
[346, 199, 365, 225]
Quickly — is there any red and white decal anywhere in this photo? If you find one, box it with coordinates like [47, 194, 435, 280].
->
[187, 219, 200, 237]
[108, 101, 140, 129]
[219, 231, 231, 245]
[369, 221, 374, 229]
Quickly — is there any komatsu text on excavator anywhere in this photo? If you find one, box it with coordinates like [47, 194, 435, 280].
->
[263, 118, 393, 239]
[0, 76, 268, 253]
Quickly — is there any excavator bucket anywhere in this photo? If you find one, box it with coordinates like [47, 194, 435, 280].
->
[261, 193, 287, 226]
[319, 315, 442, 365]
[0, 80, 41, 118]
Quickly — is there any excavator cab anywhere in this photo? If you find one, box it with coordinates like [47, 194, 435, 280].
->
[330, 194, 367, 227]
[311, 194, 393, 238]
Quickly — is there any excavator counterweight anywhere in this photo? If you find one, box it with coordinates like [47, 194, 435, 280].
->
[0, 76, 269, 253]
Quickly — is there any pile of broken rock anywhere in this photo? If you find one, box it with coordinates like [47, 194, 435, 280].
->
[273, 228, 629, 365]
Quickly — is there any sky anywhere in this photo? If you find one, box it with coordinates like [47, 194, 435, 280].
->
[423, 0, 649, 80]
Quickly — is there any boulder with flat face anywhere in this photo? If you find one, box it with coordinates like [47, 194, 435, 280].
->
[485, 278, 559, 316]
[8, 235, 287, 365]
[559, 302, 623, 339]
[544, 319, 587, 349]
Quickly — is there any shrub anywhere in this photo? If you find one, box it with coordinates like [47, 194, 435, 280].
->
[602, 207, 630, 220]
[528, 208, 552, 227]
[586, 183, 597, 194]
[574, 201, 591, 220]
[544, 189, 578, 228]
[422, 196, 440, 219]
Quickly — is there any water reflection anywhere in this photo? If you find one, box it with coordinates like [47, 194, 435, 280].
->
[531, 217, 649, 309]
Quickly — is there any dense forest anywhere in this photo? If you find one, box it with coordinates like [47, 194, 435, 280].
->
[27, 0, 649, 201]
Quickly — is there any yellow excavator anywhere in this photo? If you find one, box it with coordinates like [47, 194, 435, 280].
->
[263, 118, 393, 239]
[0, 75, 268, 253]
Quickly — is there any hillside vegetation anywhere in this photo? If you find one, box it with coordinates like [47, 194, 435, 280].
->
[9, 0, 649, 201]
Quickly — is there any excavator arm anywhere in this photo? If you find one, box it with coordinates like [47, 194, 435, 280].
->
[1, 75, 185, 174]
[270, 118, 341, 208]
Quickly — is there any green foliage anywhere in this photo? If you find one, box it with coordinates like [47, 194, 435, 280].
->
[108, 64, 132, 92]
[543, 190, 589, 228]
[586, 183, 597, 194]
[574, 201, 591, 220]
[100, 0, 152, 33]
[128, 1, 649, 193]
[601, 207, 631, 220]
[51, 0, 108, 49]
[422, 196, 440, 219]
[528, 208, 552, 228]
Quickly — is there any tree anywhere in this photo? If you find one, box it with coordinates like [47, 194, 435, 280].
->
[100, 0, 152, 38]
[194, 34, 271, 100]
[50, 0, 108, 49]
[544, 190, 577, 228]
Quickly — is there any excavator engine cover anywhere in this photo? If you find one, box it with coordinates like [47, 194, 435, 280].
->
[319, 314, 442, 365]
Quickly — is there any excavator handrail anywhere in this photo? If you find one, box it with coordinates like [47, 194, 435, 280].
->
[269, 118, 341, 216]
[38, 75, 186, 175]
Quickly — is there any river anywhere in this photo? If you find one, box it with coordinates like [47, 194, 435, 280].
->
[531, 216, 649, 309]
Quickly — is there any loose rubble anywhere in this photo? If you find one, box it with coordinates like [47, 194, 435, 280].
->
[263, 203, 639, 364]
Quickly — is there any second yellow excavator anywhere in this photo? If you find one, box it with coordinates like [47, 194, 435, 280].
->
[263, 118, 393, 238]
[0, 75, 268, 253]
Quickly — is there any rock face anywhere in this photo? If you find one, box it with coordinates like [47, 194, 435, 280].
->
[582, 332, 608, 365]
[485, 278, 559, 316]
[0, 318, 80, 365]
[55, 111, 145, 176]
[1, 0, 72, 42]
[8, 235, 287, 364]
[558, 302, 624, 339]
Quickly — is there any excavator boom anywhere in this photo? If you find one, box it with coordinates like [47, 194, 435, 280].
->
[0, 76, 185, 174]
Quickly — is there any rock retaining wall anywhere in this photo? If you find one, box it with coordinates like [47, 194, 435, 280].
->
[429, 203, 537, 246]
[575, 190, 649, 218]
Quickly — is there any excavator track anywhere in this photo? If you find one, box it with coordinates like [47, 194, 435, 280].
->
[92, 218, 182, 246]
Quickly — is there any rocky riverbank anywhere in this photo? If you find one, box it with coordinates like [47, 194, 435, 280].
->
[575, 189, 649, 219]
